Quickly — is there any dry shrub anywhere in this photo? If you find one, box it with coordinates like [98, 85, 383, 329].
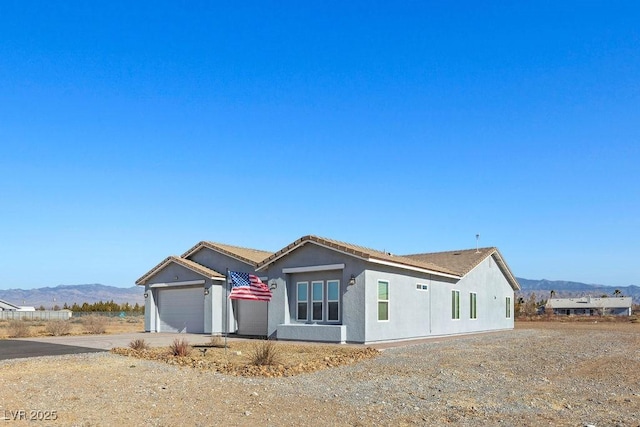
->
[45, 320, 72, 336]
[208, 334, 226, 348]
[7, 320, 31, 337]
[250, 340, 281, 366]
[81, 315, 108, 334]
[129, 338, 149, 351]
[169, 338, 191, 357]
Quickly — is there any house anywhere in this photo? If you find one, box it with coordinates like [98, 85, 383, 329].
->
[257, 235, 519, 344]
[546, 296, 632, 316]
[0, 299, 35, 311]
[137, 235, 520, 344]
[136, 241, 272, 334]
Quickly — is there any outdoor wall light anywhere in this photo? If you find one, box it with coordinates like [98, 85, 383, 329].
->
[174, 276, 179, 281]
[204, 288, 210, 296]
[348, 275, 356, 286]
[143, 292, 149, 298]
[269, 282, 278, 291]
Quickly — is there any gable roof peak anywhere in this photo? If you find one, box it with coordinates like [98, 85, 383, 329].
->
[182, 240, 273, 265]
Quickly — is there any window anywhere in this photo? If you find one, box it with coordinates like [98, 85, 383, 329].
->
[416, 284, 428, 291]
[378, 280, 389, 321]
[327, 280, 340, 322]
[452, 290, 460, 319]
[296, 280, 340, 323]
[312, 281, 323, 321]
[296, 282, 308, 321]
[506, 297, 511, 318]
[470, 292, 477, 319]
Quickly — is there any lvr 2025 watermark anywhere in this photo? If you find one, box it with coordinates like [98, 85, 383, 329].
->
[2, 410, 58, 421]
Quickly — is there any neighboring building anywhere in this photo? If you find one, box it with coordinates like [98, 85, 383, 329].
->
[137, 235, 520, 344]
[0, 298, 35, 311]
[136, 241, 272, 334]
[546, 296, 633, 316]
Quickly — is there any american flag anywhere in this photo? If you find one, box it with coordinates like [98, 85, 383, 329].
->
[228, 271, 272, 301]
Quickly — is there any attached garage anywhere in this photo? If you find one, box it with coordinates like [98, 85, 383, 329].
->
[235, 300, 268, 336]
[156, 286, 205, 333]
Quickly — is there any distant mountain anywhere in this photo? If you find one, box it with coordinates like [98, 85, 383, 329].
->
[0, 284, 144, 309]
[516, 278, 640, 304]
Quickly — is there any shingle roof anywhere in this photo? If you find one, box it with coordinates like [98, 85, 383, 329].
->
[256, 235, 460, 277]
[403, 247, 520, 291]
[403, 247, 495, 276]
[182, 241, 273, 265]
[135, 256, 225, 286]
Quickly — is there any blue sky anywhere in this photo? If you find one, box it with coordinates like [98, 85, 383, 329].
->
[1, 1, 638, 289]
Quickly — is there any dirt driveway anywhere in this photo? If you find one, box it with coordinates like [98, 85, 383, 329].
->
[1, 322, 638, 426]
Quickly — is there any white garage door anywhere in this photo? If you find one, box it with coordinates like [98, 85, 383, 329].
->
[157, 286, 204, 333]
[237, 300, 268, 336]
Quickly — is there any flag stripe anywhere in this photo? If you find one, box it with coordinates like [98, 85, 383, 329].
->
[228, 271, 272, 302]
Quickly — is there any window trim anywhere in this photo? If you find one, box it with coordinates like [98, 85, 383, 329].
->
[416, 283, 429, 291]
[296, 282, 309, 321]
[311, 280, 324, 322]
[326, 280, 340, 322]
[470, 292, 477, 319]
[377, 280, 389, 322]
[506, 296, 512, 318]
[452, 289, 460, 320]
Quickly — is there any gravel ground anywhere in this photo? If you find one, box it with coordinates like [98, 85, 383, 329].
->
[1, 322, 639, 426]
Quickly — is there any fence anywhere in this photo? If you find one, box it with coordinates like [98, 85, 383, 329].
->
[70, 311, 143, 318]
[0, 310, 72, 320]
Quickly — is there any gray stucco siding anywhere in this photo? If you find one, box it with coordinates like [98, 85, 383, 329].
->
[429, 255, 514, 336]
[363, 269, 451, 343]
[263, 242, 369, 342]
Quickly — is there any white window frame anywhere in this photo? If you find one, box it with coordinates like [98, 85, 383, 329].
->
[416, 283, 428, 291]
[506, 296, 512, 318]
[470, 292, 477, 319]
[311, 281, 324, 322]
[296, 282, 309, 321]
[377, 280, 389, 322]
[452, 290, 460, 320]
[326, 280, 340, 322]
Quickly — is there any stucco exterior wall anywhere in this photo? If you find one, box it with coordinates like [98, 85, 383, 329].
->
[263, 242, 368, 343]
[428, 255, 514, 337]
[265, 243, 516, 344]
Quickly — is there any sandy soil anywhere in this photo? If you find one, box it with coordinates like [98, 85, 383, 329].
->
[1, 321, 639, 426]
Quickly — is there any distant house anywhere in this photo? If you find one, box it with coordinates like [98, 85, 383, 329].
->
[546, 296, 632, 316]
[137, 235, 520, 344]
[0, 298, 35, 311]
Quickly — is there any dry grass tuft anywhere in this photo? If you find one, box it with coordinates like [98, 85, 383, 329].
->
[129, 338, 149, 351]
[250, 340, 281, 366]
[208, 334, 226, 348]
[45, 320, 72, 336]
[169, 338, 191, 357]
[81, 315, 108, 334]
[7, 320, 31, 337]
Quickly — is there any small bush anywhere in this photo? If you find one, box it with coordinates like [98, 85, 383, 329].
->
[7, 320, 31, 338]
[208, 334, 226, 348]
[129, 338, 149, 351]
[81, 315, 108, 334]
[45, 320, 72, 336]
[169, 338, 191, 357]
[250, 340, 281, 366]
